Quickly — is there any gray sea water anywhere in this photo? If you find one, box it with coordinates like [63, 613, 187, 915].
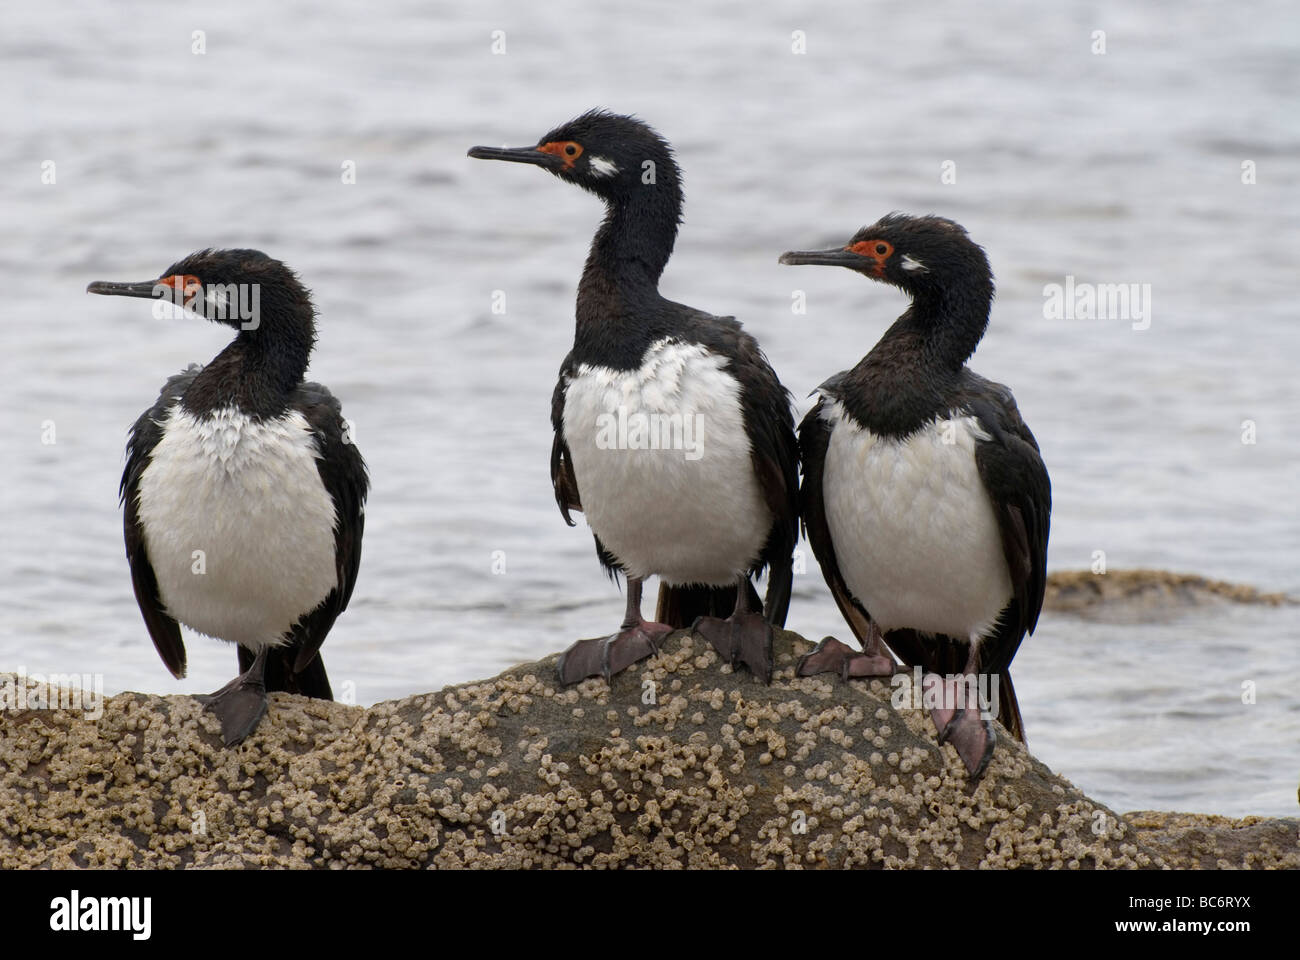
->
[1, 1, 1297, 817]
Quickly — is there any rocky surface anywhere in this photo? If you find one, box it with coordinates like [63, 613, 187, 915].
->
[4, 619, 1295, 869]
[1043, 568, 1294, 618]
[1126, 811, 1300, 870]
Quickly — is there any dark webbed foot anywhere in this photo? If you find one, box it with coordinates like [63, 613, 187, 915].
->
[938, 708, 996, 780]
[556, 620, 673, 685]
[797, 636, 896, 679]
[196, 666, 269, 747]
[692, 611, 773, 684]
[927, 673, 996, 780]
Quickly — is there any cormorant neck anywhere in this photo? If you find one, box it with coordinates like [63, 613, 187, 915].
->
[573, 187, 681, 348]
[585, 188, 680, 287]
[907, 278, 993, 369]
[184, 310, 316, 418]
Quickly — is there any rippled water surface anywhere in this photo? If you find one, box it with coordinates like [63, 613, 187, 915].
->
[1, 0, 1297, 817]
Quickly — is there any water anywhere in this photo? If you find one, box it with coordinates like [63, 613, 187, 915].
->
[1, 0, 1297, 817]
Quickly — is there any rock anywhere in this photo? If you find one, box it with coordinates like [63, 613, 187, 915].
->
[2, 628, 1295, 869]
[1126, 811, 1300, 870]
[1044, 569, 1294, 619]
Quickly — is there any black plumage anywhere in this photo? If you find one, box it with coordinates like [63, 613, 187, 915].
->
[782, 214, 1050, 776]
[472, 110, 798, 684]
[91, 249, 367, 744]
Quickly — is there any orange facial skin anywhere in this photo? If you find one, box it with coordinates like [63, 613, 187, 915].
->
[848, 240, 893, 277]
[537, 140, 584, 170]
[157, 274, 202, 298]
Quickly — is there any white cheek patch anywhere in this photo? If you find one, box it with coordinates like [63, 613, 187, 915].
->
[205, 286, 229, 312]
[588, 156, 619, 178]
[901, 254, 928, 273]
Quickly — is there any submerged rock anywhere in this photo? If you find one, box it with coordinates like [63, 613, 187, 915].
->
[1044, 569, 1294, 619]
[2, 627, 1294, 869]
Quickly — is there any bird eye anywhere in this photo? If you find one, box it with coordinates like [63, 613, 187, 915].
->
[160, 274, 203, 296]
[538, 140, 584, 167]
[849, 239, 894, 260]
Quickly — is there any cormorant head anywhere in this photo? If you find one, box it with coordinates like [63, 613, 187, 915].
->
[87, 248, 312, 335]
[780, 213, 992, 298]
[469, 108, 682, 209]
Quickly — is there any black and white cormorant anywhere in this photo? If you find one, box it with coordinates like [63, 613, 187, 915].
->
[469, 110, 799, 685]
[88, 249, 368, 746]
[780, 214, 1050, 779]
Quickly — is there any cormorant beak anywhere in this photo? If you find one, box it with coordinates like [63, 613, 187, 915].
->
[778, 247, 869, 269]
[86, 279, 166, 299]
[467, 144, 563, 170]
